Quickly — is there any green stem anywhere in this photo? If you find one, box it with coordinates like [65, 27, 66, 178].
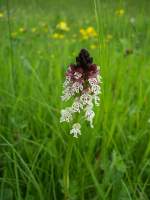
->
[63, 137, 74, 200]
[6, 0, 15, 95]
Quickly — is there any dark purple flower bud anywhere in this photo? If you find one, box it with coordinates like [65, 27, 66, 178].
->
[76, 49, 93, 70]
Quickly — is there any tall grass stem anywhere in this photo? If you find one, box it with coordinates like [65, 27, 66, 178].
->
[63, 137, 74, 200]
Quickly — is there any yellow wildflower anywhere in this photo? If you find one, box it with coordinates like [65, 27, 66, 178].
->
[107, 34, 113, 40]
[86, 27, 97, 37]
[11, 32, 17, 39]
[52, 33, 59, 39]
[79, 29, 85, 35]
[90, 44, 97, 49]
[31, 27, 37, 33]
[80, 27, 97, 39]
[51, 33, 64, 39]
[56, 21, 70, 31]
[19, 27, 26, 33]
[105, 34, 113, 43]
[0, 12, 4, 18]
[79, 28, 88, 39]
[115, 9, 125, 16]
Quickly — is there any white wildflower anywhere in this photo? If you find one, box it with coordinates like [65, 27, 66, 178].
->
[91, 84, 101, 95]
[85, 106, 95, 128]
[72, 81, 83, 93]
[63, 79, 70, 87]
[74, 72, 82, 80]
[88, 78, 98, 86]
[93, 95, 100, 106]
[130, 17, 135, 24]
[60, 49, 102, 137]
[80, 92, 92, 105]
[97, 75, 102, 83]
[60, 107, 73, 123]
[61, 86, 73, 101]
[70, 123, 81, 138]
[72, 99, 83, 113]
[88, 78, 101, 95]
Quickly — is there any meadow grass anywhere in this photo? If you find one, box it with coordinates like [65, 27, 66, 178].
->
[0, 0, 150, 199]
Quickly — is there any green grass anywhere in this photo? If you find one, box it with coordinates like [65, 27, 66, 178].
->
[0, 0, 150, 199]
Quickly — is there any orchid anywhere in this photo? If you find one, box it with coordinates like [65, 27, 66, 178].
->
[60, 49, 102, 137]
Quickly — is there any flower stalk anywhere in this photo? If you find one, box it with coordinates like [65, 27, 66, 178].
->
[63, 137, 74, 200]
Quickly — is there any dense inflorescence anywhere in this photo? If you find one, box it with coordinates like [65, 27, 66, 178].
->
[60, 49, 102, 138]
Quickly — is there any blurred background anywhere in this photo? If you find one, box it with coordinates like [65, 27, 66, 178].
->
[0, 0, 150, 199]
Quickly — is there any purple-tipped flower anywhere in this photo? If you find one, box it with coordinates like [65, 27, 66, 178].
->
[60, 49, 102, 137]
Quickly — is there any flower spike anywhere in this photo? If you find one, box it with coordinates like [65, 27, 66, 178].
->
[60, 49, 102, 138]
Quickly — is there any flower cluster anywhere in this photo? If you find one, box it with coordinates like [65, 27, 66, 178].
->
[80, 27, 97, 39]
[51, 21, 69, 40]
[0, 12, 4, 18]
[51, 33, 64, 39]
[60, 49, 102, 138]
[56, 21, 70, 32]
[115, 9, 125, 17]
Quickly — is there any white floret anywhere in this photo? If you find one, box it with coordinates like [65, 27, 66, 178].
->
[74, 72, 82, 80]
[60, 107, 73, 123]
[72, 81, 83, 93]
[85, 105, 95, 128]
[80, 92, 92, 105]
[70, 123, 81, 138]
